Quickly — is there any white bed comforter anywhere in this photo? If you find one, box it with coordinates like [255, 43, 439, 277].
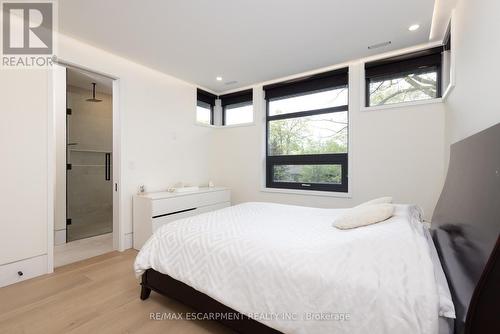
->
[134, 202, 440, 334]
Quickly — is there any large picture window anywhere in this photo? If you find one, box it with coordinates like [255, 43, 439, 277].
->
[220, 89, 253, 126]
[365, 47, 443, 107]
[196, 89, 217, 125]
[264, 68, 349, 192]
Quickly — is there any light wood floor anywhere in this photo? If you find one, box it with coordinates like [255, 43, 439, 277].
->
[0, 250, 234, 334]
[54, 233, 113, 267]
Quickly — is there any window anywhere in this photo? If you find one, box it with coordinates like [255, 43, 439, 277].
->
[365, 47, 443, 107]
[442, 20, 453, 94]
[197, 101, 212, 124]
[264, 68, 349, 192]
[197, 89, 217, 125]
[220, 89, 253, 126]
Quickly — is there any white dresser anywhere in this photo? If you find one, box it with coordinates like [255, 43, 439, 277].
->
[133, 187, 231, 249]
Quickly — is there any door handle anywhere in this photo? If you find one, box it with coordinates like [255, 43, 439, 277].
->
[105, 153, 111, 181]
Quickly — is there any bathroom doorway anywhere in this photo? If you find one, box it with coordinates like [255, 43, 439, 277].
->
[51, 62, 120, 269]
[65, 68, 114, 242]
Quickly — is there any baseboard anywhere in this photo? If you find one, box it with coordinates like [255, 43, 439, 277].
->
[124, 232, 133, 250]
[54, 229, 66, 245]
[0, 254, 48, 287]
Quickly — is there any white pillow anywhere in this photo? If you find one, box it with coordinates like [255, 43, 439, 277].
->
[355, 196, 393, 208]
[333, 204, 395, 229]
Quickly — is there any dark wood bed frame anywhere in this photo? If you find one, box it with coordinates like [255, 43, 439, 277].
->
[140, 238, 497, 334]
[140, 268, 281, 334]
[139, 123, 500, 334]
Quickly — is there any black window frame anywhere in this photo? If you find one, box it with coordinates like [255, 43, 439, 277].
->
[441, 20, 453, 95]
[264, 68, 349, 193]
[219, 89, 253, 126]
[365, 46, 444, 107]
[443, 23, 451, 52]
[196, 88, 217, 125]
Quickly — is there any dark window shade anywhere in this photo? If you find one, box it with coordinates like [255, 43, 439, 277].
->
[263, 67, 348, 100]
[197, 100, 211, 109]
[197, 88, 217, 106]
[365, 46, 443, 79]
[444, 35, 451, 51]
[443, 23, 451, 51]
[219, 89, 253, 107]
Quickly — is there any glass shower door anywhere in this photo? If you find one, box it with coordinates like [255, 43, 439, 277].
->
[66, 108, 113, 242]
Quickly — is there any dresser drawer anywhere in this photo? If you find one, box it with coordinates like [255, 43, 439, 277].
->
[152, 202, 230, 232]
[0, 255, 48, 288]
[151, 190, 230, 217]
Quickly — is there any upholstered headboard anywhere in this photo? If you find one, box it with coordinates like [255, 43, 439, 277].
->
[431, 122, 500, 334]
[432, 122, 500, 233]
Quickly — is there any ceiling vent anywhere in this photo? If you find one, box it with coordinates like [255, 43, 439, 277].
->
[224, 80, 238, 86]
[368, 41, 392, 50]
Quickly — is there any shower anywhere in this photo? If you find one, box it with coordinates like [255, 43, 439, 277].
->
[86, 82, 103, 103]
[65, 70, 113, 242]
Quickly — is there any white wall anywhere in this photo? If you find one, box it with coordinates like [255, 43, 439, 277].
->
[58, 35, 214, 247]
[0, 70, 49, 265]
[0, 33, 213, 271]
[209, 61, 446, 220]
[445, 0, 500, 144]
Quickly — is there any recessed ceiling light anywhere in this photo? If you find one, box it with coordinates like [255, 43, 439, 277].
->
[408, 24, 420, 31]
[216, 76, 223, 81]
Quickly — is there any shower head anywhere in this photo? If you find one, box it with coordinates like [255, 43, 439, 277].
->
[86, 82, 103, 102]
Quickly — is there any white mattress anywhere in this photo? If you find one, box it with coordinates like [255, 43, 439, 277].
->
[134, 202, 441, 334]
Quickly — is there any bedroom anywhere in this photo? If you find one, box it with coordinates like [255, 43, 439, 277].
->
[0, 0, 499, 333]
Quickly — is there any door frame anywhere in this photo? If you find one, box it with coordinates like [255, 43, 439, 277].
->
[47, 60, 122, 273]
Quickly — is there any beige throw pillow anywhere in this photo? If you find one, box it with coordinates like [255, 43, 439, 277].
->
[355, 197, 393, 208]
[333, 204, 395, 229]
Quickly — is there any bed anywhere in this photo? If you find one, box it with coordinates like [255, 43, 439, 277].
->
[134, 123, 500, 334]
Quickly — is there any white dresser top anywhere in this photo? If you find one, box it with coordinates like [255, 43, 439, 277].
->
[138, 187, 229, 200]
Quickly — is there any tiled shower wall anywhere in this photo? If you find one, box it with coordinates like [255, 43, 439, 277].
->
[66, 85, 113, 241]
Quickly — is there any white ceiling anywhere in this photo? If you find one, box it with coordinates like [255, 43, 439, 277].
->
[67, 68, 113, 95]
[59, 0, 436, 93]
